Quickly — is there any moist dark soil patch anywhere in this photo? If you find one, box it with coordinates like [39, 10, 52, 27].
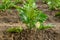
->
[1, 29, 59, 40]
[20, 29, 58, 40]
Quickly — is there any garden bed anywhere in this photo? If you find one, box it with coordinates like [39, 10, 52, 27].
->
[0, 0, 60, 40]
[0, 29, 60, 40]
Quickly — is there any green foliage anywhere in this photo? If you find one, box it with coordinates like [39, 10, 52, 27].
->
[38, 23, 53, 30]
[43, 0, 50, 3]
[0, 0, 21, 10]
[14, 0, 23, 4]
[17, 0, 48, 29]
[0, 0, 15, 10]
[7, 27, 23, 33]
[43, 0, 60, 10]
[55, 12, 60, 18]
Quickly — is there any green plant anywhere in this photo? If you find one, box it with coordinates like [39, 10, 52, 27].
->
[55, 12, 60, 18]
[7, 27, 23, 33]
[43, 0, 60, 10]
[0, 0, 49, 30]
[42, 0, 50, 3]
[17, 0, 48, 29]
[40, 23, 54, 30]
[14, 0, 22, 4]
[0, 0, 11, 9]
[0, 0, 20, 10]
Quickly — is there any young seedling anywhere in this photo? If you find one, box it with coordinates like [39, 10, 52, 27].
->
[0, 0, 16, 11]
[17, 0, 48, 29]
[1, 0, 11, 9]
[43, 0, 60, 10]
[7, 27, 23, 33]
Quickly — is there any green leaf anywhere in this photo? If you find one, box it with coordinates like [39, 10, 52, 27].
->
[7, 27, 23, 33]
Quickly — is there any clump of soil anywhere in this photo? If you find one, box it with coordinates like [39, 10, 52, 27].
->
[0, 28, 60, 40]
[20, 29, 58, 40]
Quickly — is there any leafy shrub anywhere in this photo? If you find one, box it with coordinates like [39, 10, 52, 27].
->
[7, 27, 23, 33]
